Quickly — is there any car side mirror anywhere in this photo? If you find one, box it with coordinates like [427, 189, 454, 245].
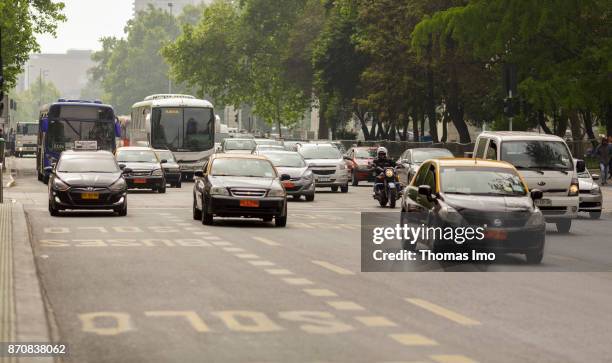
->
[119, 164, 126, 170]
[280, 174, 291, 181]
[160, 159, 168, 164]
[418, 185, 432, 199]
[575, 159, 586, 173]
[122, 167, 132, 174]
[194, 171, 204, 178]
[592, 173, 600, 181]
[44, 166, 54, 173]
[530, 189, 543, 200]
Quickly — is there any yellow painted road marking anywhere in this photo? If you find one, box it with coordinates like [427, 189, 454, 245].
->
[389, 334, 438, 346]
[312, 260, 354, 275]
[405, 298, 481, 326]
[176, 223, 192, 226]
[265, 269, 294, 275]
[223, 247, 245, 252]
[326, 301, 365, 311]
[354, 316, 396, 327]
[430, 355, 478, 363]
[211, 241, 232, 246]
[236, 253, 259, 259]
[282, 278, 314, 285]
[191, 231, 212, 235]
[278, 311, 354, 334]
[213, 311, 283, 332]
[145, 311, 211, 332]
[252, 237, 281, 246]
[249, 260, 276, 266]
[303, 288, 337, 297]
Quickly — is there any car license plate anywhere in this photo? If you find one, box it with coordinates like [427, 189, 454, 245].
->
[282, 181, 295, 188]
[535, 198, 552, 207]
[240, 200, 260, 208]
[485, 229, 507, 240]
[81, 193, 99, 200]
[317, 176, 330, 182]
[134, 178, 147, 184]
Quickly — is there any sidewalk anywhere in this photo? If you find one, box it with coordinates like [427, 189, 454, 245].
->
[0, 201, 53, 363]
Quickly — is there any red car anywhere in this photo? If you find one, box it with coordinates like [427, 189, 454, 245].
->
[344, 147, 377, 185]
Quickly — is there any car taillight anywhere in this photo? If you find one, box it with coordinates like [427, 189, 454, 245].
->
[568, 178, 579, 196]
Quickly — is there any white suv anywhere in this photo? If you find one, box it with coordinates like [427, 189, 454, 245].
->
[298, 144, 349, 193]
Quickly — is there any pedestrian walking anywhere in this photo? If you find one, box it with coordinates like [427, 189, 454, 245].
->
[594, 137, 612, 185]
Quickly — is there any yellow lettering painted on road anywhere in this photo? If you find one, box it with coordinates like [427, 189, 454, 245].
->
[213, 311, 283, 333]
[141, 239, 175, 247]
[236, 254, 260, 259]
[79, 312, 133, 336]
[303, 289, 337, 297]
[107, 239, 141, 247]
[282, 278, 314, 285]
[39, 239, 69, 247]
[312, 260, 354, 275]
[252, 237, 281, 246]
[113, 226, 143, 233]
[405, 298, 481, 326]
[354, 316, 397, 327]
[326, 301, 365, 311]
[279, 311, 354, 334]
[430, 355, 478, 363]
[223, 247, 246, 252]
[265, 269, 294, 275]
[175, 239, 211, 247]
[44, 227, 70, 234]
[211, 241, 232, 246]
[74, 239, 107, 247]
[148, 226, 179, 233]
[145, 311, 211, 332]
[77, 227, 108, 233]
[249, 260, 276, 267]
[389, 334, 438, 346]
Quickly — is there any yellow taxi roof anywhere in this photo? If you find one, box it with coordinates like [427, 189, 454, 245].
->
[430, 158, 517, 169]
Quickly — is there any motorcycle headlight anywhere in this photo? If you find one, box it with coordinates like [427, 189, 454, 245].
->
[109, 178, 127, 192]
[385, 169, 394, 178]
[268, 189, 286, 197]
[439, 205, 464, 225]
[52, 178, 70, 192]
[210, 186, 229, 196]
[591, 186, 601, 195]
[152, 168, 164, 176]
[526, 209, 545, 226]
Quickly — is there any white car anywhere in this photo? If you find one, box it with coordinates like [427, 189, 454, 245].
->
[298, 144, 349, 193]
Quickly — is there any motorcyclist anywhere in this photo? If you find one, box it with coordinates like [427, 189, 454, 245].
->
[372, 147, 398, 193]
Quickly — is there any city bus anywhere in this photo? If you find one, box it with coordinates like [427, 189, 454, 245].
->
[129, 94, 215, 180]
[12, 121, 39, 157]
[37, 99, 121, 183]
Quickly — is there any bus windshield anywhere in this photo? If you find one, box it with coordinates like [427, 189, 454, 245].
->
[17, 123, 38, 135]
[45, 105, 116, 152]
[151, 107, 214, 152]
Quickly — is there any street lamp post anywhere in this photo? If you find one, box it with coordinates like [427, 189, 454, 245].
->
[167, 2, 173, 94]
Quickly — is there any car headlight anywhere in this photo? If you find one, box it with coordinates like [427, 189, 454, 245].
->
[52, 178, 70, 192]
[210, 186, 229, 196]
[439, 205, 464, 225]
[301, 170, 313, 180]
[385, 169, 394, 178]
[109, 178, 127, 192]
[591, 186, 601, 195]
[268, 189, 286, 197]
[338, 163, 346, 170]
[526, 209, 545, 226]
[568, 179, 579, 196]
[152, 168, 164, 176]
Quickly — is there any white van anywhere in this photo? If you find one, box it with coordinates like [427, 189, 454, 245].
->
[473, 131, 585, 233]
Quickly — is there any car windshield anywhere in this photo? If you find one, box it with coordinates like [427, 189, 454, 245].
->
[211, 158, 276, 178]
[255, 139, 283, 146]
[299, 146, 341, 159]
[17, 123, 38, 135]
[261, 152, 306, 167]
[413, 149, 453, 163]
[440, 166, 527, 196]
[501, 140, 573, 170]
[355, 149, 376, 158]
[116, 150, 158, 163]
[224, 139, 256, 151]
[155, 150, 175, 162]
[57, 157, 119, 173]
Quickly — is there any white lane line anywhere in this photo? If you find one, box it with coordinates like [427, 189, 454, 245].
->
[184, 227, 201, 231]
[303, 288, 337, 297]
[405, 298, 481, 326]
[252, 237, 281, 246]
[354, 316, 397, 327]
[265, 269, 294, 275]
[235, 254, 259, 259]
[248, 260, 276, 267]
[223, 247, 245, 252]
[430, 355, 478, 363]
[211, 241, 232, 246]
[326, 301, 365, 311]
[312, 260, 354, 275]
[282, 278, 314, 285]
[200, 236, 220, 240]
[176, 223, 192, 226]
[389, 334, 438, 346]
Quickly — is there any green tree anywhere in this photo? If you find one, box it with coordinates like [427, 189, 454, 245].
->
[0, 0, 66, 90]
[11, 76, 60, 123]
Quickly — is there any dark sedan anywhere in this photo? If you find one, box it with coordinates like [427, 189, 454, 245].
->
[397, 148, 454, 184]
[155, 149, 182, 188]
[47, 150, 128, 216]
[193, 154, 289, 227]
[116, 146, 167, 193]
[401, 158, 546, 264]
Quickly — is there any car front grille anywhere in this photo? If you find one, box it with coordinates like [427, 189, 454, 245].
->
[130, 170, 151, 176]
[312, 169, 335, 175]
[230, 188, 267, 198]
[461, 210, 530, 228]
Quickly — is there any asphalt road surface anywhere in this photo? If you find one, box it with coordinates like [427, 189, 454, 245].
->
[7, 157, 612, 363]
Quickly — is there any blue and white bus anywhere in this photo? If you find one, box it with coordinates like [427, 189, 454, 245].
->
[37, 99, 121, 183]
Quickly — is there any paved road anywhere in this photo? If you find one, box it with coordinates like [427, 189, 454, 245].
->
[6, 157, 612, 363]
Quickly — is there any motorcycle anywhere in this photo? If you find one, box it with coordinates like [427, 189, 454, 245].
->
[373, 166, 403, 208]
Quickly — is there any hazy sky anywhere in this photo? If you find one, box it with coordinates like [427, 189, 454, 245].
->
[36, 0, 134, 54]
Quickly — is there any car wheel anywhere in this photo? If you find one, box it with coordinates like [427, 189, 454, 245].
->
[351, 171, 358, 186]
[305, 194, 315, 202]
[116, 201, 128, 217]
[340, 184, 349, 193]
[378, 195, 388, 207]
[555, 220, 571, 233]
[589, 211, 601, 219]
[331, 186, 339, 192]
[275, 215, 287, 227]
[525, 250, 544, 264]
[192, 196, 202, 220]
[201, 194, 214, 225]
[292, 195, 301, 201]
[43, 174, 49, 185]
[263, 216, 273, 222]
[158, 185, 166, 194]
[176, 180, 182, 188]
[48, 199, 60, 217]
[38, 172, 43, 182]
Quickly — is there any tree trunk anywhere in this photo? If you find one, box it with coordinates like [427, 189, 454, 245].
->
[538, 110, 553, 134]
[441, 115, 448, 143]
[355, 109, 371, 140]
[426, 68, 438, 142]
[420, 113, 425, 142]
[448, 66, 470, 143]
[582, 110, 597, 148]
[412, 114, 419, 142]
[555, 109, 568, 138]
[606, 103, 612, 138]
[318, 101, 329, 139]
[568, 109, 582, 141]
